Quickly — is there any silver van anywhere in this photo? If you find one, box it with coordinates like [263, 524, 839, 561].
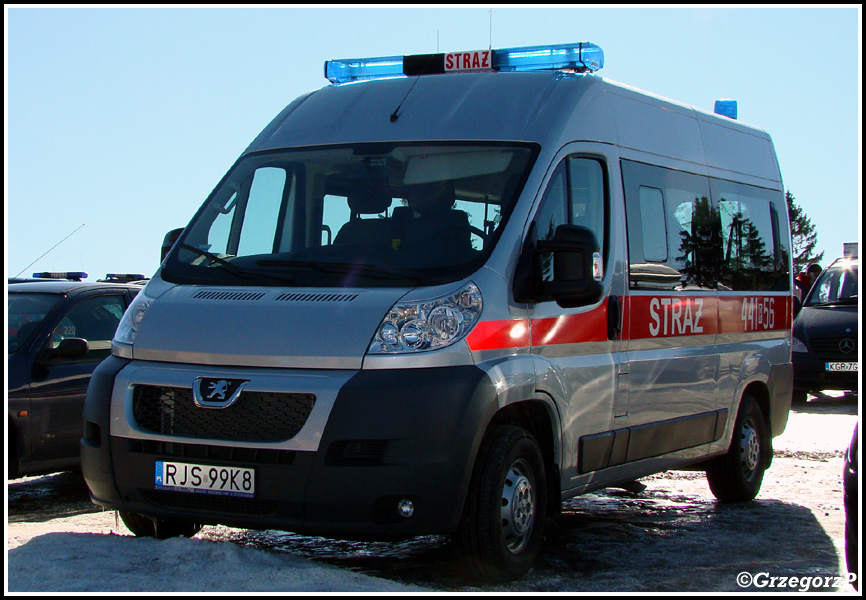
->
[82, 42, 794, 582]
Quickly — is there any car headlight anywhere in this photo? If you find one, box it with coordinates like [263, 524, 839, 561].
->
[368, 283, 482, 354]
[112, 290, 155, 354]
[792, 336, 809, 353]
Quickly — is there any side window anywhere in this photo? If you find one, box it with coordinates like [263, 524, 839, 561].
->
[714, 179, 787, 291]
[568, 158, 607, 258]
[638, 186, 667, 261]
[622, 160, 715, 290]
[532, 157, 609, 284]
[49, 295, 127, 361]
[534, 163, 568, 283]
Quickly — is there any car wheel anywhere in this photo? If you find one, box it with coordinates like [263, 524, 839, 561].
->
[707, 395, 768, 502]
[119, 510, 202, 539]
[455, 425, 547, 583]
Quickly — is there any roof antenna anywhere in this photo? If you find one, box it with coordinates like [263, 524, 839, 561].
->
[489, 8, 493, 50]
[13, 223, 85, 279]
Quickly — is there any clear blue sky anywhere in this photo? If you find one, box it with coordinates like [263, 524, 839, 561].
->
[6, 6, 861, 281]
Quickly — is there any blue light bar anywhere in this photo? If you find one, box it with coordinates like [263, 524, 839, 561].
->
[495, 42, 603, 73]
[33, 271, 88, 281]
[714, 99, 738, 120]
[325, 42, 604, 84]
[324, 55, 404, 84]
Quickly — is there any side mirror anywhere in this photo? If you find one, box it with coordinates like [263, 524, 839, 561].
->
[41, 337, 89, 362]
[536, 225, 604, 308]
[161, 228, 184, 263]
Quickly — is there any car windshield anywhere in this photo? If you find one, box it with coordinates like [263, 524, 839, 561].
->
[805, 261, 859, 307]
[8, 293, 62, 354]
[162, 143, 536, 288]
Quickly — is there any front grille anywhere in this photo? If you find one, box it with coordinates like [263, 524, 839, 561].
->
[141, 489, 280, 517]
[809, 336, 859, 359]
[132, 385, 315, 443]
[127, 439, 296, 465]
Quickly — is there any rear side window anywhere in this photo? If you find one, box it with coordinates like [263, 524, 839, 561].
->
[622, 160, 715, 290]
[713, 179, 789, 291]
[622, 159, 788, 292]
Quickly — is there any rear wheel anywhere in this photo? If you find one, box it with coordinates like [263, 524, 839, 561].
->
[707, 395, 768, 502]
[455, 425, 547, 583]
[119, 510, 202, 539]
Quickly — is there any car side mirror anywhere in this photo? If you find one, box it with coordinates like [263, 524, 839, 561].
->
[536, 225, 604, 308]
[40, 337, 90, 363]
[161, 228, 184, 263]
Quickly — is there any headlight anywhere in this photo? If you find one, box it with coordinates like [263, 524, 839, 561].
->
[368, 283, 482, 354]
[112, 290, 155, 353]
[792, 336, 809, 353]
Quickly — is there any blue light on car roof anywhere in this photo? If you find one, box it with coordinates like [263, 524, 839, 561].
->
[325, 42, 604, 84]
[714, 99, 738, 120]
[324, 55, 405, 84]
[32, 271, 88, 281]
[495, 42, 604, 73]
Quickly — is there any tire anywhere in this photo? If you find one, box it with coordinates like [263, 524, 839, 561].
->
[791, 390, 808, 405]
[119, 510, 202, 539]
[706, 395, 768, 502]
[456, 425, 547, 583]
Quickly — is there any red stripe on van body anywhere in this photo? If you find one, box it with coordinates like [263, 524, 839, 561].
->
[531, 300, 609, 346]
[466, 294, 792, 351]
[466, 302, 608, 351]
[466, 318, 531, 351]
[626, 294, 792, 340]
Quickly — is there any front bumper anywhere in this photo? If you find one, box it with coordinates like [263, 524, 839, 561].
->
[793, 352, 859, 393]
[81, 357, 497, 538]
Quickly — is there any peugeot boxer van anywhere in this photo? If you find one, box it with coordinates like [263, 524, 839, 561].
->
[82, 42, 794, 582]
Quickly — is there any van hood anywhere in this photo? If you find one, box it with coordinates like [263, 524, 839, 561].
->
[131, 285, 411, 369]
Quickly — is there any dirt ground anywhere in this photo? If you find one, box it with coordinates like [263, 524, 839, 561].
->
[7, 394, 860, 593]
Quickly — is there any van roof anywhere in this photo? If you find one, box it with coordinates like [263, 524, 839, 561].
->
[245, 71, 782, 190]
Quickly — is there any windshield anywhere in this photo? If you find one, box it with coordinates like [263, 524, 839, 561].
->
[163, 143, 536, 287]
[805, 261, 858, 306]
[8, 293, 62, 354]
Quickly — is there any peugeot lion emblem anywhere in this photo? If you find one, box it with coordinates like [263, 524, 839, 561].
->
[193, 377, 249, 409]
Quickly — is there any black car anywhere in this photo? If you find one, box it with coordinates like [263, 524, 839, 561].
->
[844, 423, 858, 589]
[792, 257, 859, 404]
[8, 274, 145, 478]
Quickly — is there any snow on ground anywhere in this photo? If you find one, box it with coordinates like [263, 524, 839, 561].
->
[6, 511, 426, 593]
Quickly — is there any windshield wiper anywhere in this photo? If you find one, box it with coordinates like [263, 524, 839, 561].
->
[179, 244, 295, 284]
[256, 259, 425, 284]
[808, 296, 859, 307]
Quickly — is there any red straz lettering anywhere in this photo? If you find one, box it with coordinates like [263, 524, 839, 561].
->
[626, 296, 717, 339]
[445, 50, 491, 72]
[648, 297, 705, 337]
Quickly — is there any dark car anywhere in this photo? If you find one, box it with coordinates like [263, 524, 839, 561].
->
[844, 423, 858, 589]
[792, 257, 859, 404]
[8, 273, 145, 478]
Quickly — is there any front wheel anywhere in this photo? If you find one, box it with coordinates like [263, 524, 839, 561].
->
[455, 425, 547, 583]
[706, 395, 768, 502]
[119, 510, 202, 539]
